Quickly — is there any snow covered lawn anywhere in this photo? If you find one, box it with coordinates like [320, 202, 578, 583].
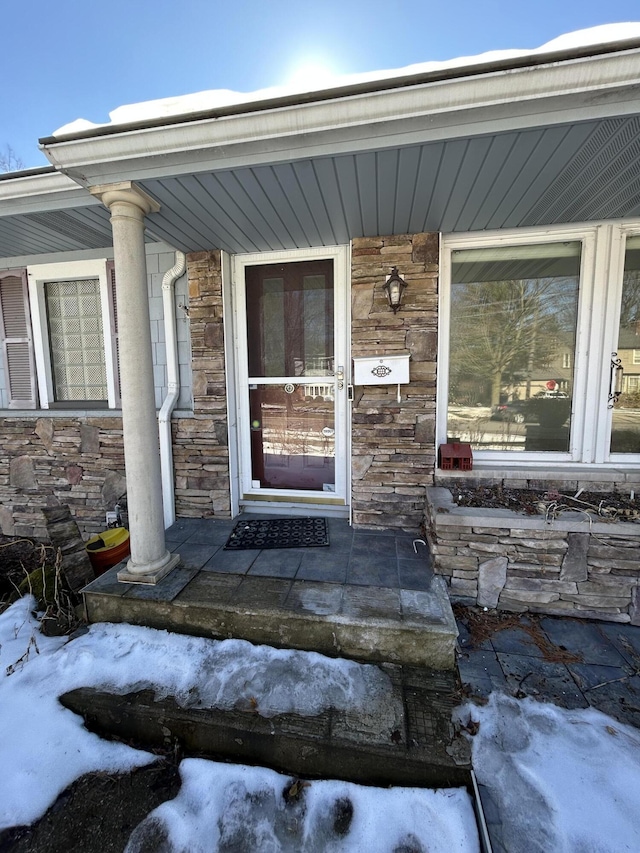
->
[2, 596, 640, 851]
[125, 761, 476, 853]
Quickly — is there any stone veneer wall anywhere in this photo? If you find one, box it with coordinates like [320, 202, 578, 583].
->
[0, 417, 127, 539]
[173, 251, 230, 519]
[350, 234, 438, 529]
[426, 487, 640, 624]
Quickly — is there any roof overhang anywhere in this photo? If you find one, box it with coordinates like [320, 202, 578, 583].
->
[1, 39, 640, 260]
[40, 44, 640, 186]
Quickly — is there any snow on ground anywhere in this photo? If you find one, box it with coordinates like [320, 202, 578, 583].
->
[3, 596, 640, 850]
[125, 760, 477, 853]
[53, 24, 640, 136]
[0, 597, 476, 850]
[0, 597, 155, 829]
[458, 693, 640, 853]
[9, 612, 397, 721]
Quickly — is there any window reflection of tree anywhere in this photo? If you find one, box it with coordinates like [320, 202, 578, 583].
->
[247, 264, 334, 378]
[614, 246, 640, 433]
[450, 251, 580, 408]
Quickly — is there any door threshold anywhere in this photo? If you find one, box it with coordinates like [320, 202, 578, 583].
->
[239, 500, 349, 519]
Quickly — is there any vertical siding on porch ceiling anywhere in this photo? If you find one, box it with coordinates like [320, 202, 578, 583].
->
[172, 251, 230, 519]
[351, 233, 438, 530]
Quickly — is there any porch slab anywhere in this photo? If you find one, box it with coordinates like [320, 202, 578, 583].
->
[82, 517, 458, 669]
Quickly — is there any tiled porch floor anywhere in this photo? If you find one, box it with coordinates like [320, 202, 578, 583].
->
[165, 514, 434, 590]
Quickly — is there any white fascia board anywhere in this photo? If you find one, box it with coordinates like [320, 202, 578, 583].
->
[41, 49, 640, 187]
[0, 171, 100, 216]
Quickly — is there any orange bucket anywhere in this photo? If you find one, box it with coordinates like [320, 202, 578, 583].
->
[85, 527, 130, 575]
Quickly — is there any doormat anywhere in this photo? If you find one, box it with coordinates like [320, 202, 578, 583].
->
[224, 517, 329, 550]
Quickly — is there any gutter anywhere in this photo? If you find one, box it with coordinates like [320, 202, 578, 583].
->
[159, 250, 186, 529]
[0, 165, 57, 181]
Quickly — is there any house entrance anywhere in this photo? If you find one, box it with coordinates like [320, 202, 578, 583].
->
[233, 248, 349, 513]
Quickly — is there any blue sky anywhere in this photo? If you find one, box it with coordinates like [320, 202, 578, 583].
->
[4, 0, 640, 168]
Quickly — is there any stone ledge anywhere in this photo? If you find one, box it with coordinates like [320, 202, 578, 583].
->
[427, 487, 640, 538]
[61, 667, 470, 790]
[436, 465, 640, 487]
[84, 569, 459, 670]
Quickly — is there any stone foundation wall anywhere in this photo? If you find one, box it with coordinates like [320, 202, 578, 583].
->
[426, 487, 640, 624]
[351, 234, 438, 530]
[0, 407, 230, 538]
[0, 416, 127, 539]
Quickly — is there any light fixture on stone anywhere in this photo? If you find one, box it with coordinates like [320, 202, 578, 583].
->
[383, 267, 407, 313]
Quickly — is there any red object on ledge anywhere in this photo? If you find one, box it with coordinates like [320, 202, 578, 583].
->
[439, 442, 473, 471]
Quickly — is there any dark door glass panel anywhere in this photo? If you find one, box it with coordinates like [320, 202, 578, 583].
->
[249, 385, 335, 490]
[246, 260, 334, 377]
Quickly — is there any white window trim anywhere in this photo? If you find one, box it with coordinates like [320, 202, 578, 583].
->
[26, 259, 117, 409]
[438, 220, 640, 467]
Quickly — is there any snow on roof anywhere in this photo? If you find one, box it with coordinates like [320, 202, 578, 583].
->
[53, 24, 640, 138]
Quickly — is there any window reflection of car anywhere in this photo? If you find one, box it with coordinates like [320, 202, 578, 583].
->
[490, 400, 529, 423]
[492, 393, 571, 427]
[535, 390, 569, 399]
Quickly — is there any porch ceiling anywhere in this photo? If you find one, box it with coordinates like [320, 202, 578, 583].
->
[1, 114, 640, 260]
[135, 114, 640, 254]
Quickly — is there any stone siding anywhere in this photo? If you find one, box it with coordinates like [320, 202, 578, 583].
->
[174, 251, 230, 519]
[351, 234, 438, 529]
[0, 416, 127, 539]
[426, 487, 640, 624]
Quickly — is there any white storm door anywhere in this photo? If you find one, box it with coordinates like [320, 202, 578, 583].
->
[234, 247, 349, 505]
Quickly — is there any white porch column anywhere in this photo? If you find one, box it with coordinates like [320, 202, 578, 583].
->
[91, 181, 180, 583]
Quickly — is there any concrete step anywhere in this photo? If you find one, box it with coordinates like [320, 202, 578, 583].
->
[82, 565, 459, 669]
[61, 664, 471, 790]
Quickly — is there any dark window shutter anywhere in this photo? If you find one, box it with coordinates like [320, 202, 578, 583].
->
[0, 270, 38, 409]
[106, 261, 121, 406]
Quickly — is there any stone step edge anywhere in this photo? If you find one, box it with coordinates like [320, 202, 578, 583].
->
[61, 686, 472, 790]
[83, 590, 458, 669]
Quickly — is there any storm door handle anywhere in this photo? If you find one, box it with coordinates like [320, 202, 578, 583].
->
[608, 352, 623, 409]
[332, 365, 344, 389]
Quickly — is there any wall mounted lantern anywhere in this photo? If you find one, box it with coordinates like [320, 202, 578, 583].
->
[383, 267, 407, 313]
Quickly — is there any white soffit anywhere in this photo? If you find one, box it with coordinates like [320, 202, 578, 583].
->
[2, 112, 640, 258]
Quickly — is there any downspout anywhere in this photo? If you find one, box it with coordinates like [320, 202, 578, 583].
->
[159, 250, 186, 529]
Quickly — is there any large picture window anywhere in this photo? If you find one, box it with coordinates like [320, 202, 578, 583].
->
[611, 235, 640, 454]
[440, 224, 640, 465]
[447, 242, 580, 453]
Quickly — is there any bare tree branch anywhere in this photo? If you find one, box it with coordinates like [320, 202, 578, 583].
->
[0, 145, 24, 173]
